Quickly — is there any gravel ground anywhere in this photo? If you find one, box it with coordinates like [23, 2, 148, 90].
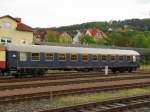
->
[1, 78, 150, 98]
[125, 107, 150, 112]
[1, 99, 150, 112]
[0, 99, 60, 112]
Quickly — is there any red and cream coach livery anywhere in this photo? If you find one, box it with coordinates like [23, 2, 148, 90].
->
[0, 45, 6, 70]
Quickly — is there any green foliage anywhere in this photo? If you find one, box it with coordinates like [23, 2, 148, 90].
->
[58, 22, 109, 31]
[51, 87, 150, 105]
[44, 33, 72, 44]
[120, 19, 150, 31]
[43, 18, 150, 48]
[44, 33, 60, 42]
[44, 30, 150, 48]
[59, 36, 72, 43]
[95, 39, 107, 45]
[57, 18, 150, 32]
[80, 35, 96, 44]
[106, 31, 150, 48]
[59, 33, 72, 44]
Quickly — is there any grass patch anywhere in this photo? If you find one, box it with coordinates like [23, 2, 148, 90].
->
[50, 87, 150, 106]
[140, 65, 150, 70]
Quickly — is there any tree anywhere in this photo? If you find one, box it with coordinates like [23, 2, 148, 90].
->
[106, 31, 150, 48]
[44, 33, 60, 42]
[80, 35, 96, 45]
[128, 31, 150, 48]
[59, 35, 72, 44]
[95, 38, 107, 45]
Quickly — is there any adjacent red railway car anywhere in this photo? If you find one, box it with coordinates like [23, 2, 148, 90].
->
[0, 45, 6, 70]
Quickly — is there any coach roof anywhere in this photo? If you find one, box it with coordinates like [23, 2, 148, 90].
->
[5, 44, 140, 56]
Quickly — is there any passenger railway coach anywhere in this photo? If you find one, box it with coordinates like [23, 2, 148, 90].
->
[0, 44, 140, 77]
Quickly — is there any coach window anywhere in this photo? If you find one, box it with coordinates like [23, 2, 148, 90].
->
[31, 53, 40, 61]
[119, 56, 124, 61]
[92, 55, 98, 62]
[127, 56, 131, 61]
[71, 54, 78, 61]
[82, 55, 88, 62]
[102, 55, 107, 61]
[20, 52, 27, 61]
[58, 54, 66, 61]
[45, 53, 54, 61]
[111, 56, 115, 61]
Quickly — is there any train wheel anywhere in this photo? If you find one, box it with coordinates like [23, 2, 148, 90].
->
[128, 68, 133, 73]
[112, 69, 116, 74]
[0, 71, 3, 76]
[32, 70, 38, 77]
[14, 74, 19, 78]
[119, 69, 125, 73]
[38, 70, 45, 76]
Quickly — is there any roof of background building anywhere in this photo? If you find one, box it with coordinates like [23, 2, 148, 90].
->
[16, 22, 33, 32]
[0, 15, 33, 32]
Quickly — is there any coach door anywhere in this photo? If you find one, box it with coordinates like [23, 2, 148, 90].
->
[133, 56, 136, 62]
[19, 52, 27, 67]
[8, 51, 18, 69]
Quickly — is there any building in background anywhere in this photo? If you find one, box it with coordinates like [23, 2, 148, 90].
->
[72, 28, 107, 44]
[85, 28, 107, 39]
[33, 31, 46, 43]
[44, 29, 73, 44]
[0, 15, 33, 45]
[59, 32, 72, 44]
[72, 30, 82, 44]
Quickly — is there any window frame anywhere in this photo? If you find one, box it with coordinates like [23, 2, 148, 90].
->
[31, 52, 40, 61]
[45, 53, 54, 61]
[58, 53, 66, 61]
[102, 55, 107, 61]
[127, 56, 132, 61]
[70, 54, 78, 62]
[2, 22, 11, 29]
[82, 54, 89, 62]
[118, 55, 124, 61]
[1, 38, 5, 43]
[92, 54, 98, 62]
[19, 52, 27, 62]
[7, 39, 11, 43]
[0, 37, 12, 44]
[110, 55, 116, 61]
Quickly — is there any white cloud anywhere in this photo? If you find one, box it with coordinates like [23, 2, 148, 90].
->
[0, 0, 150, 27]
[134, 0, 150, 4]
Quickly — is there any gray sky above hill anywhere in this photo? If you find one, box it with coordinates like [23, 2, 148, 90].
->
[0, 0, 150, 27]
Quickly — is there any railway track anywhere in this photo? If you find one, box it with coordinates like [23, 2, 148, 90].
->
[1, 80, 150, 104]
[0, 72, 110, 83]
[1, 74, 150, 90]
[40, 94, 150, 112]
[0, 71, 149, 83]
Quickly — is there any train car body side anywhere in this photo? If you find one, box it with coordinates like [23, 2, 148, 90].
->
[1, 44, 140, 77]
[0, 45, 6, 70]
[6, 51, 140, 74]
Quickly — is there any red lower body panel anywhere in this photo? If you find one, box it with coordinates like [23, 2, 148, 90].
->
[0, 61, 6, 70]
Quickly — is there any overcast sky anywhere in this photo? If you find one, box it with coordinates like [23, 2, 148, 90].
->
[0, 0, 150, 27]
